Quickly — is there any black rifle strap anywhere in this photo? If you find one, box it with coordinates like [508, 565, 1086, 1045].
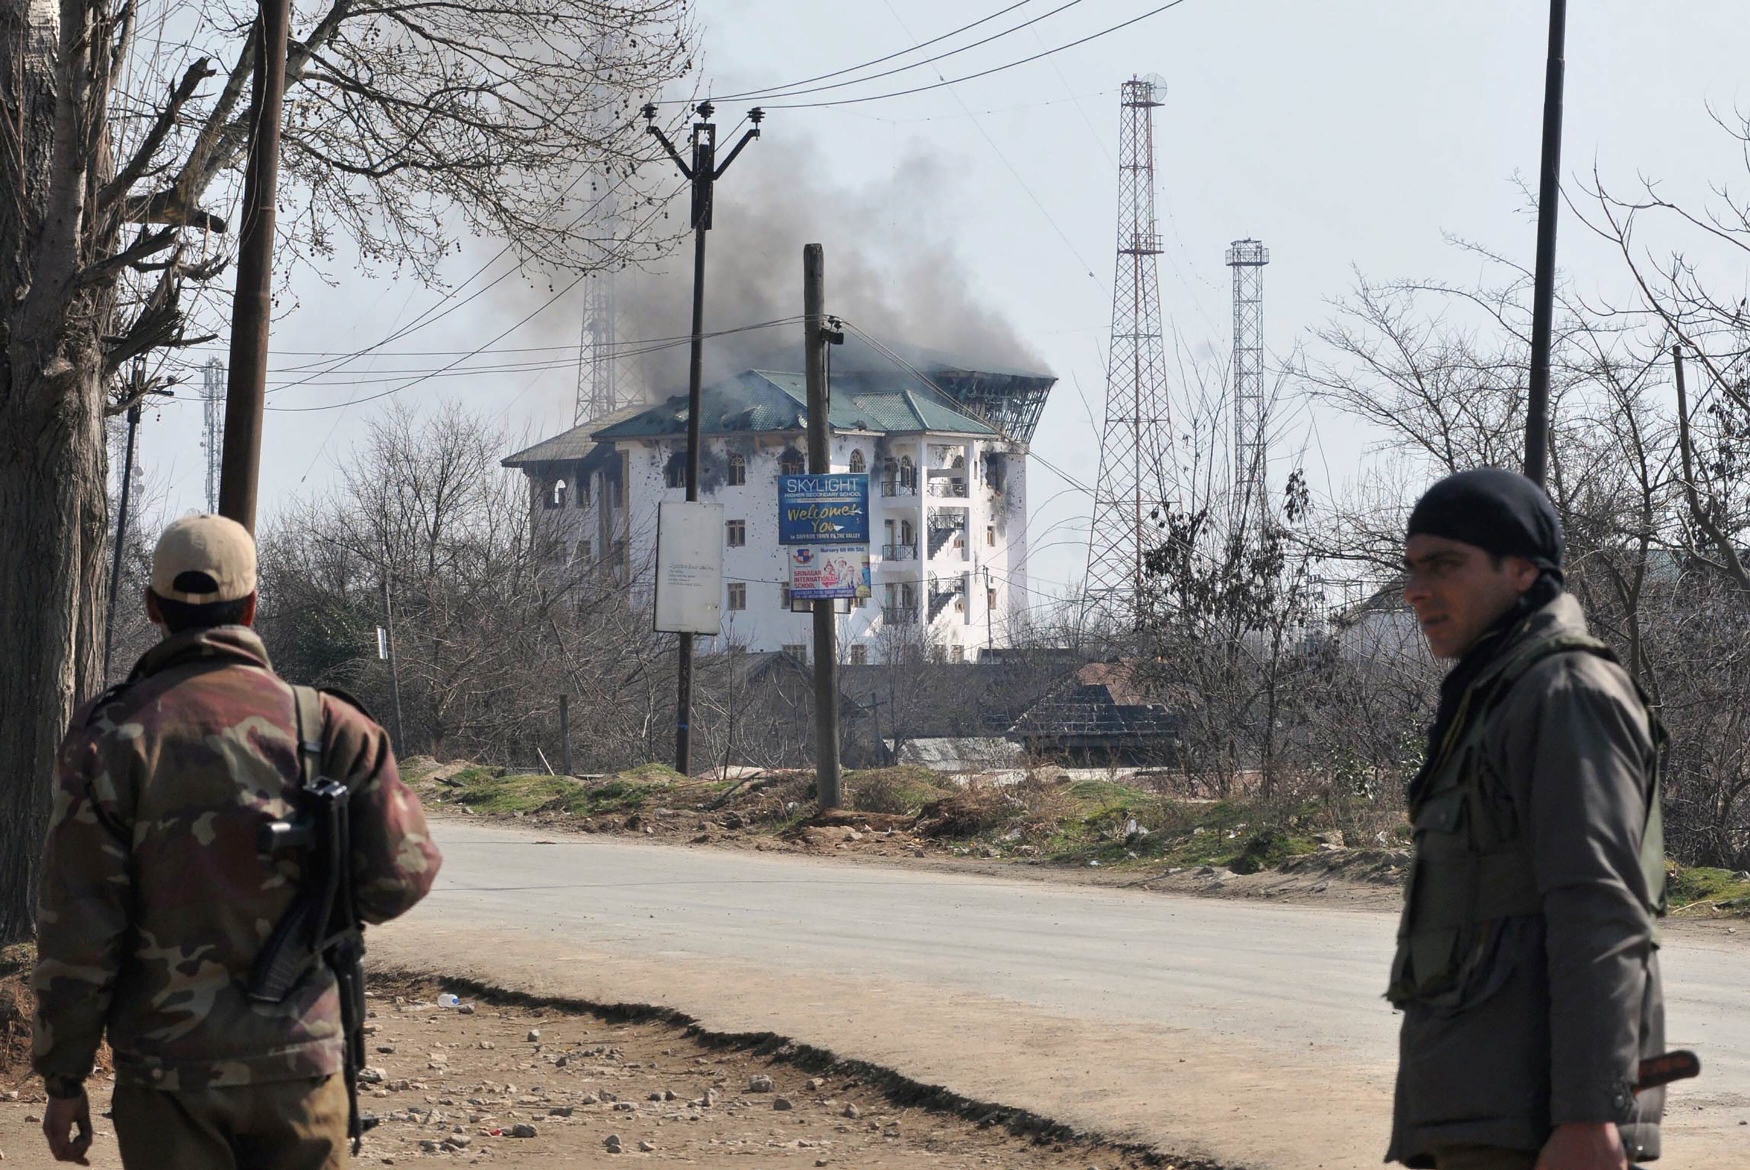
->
[292, 686, 363, 1150]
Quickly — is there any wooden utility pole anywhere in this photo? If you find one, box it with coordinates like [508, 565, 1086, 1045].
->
[218, 0, 294, 533]
[380, 574, 406, 748]
[558, 693, 574, 776]
[804, 244, 843, 810]
[103, 386, 144, 680]
[645, 102, 763, 776]
[1523, 0, 1567, 487]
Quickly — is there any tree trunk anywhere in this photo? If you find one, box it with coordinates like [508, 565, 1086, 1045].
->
[0, 0, 114, 944]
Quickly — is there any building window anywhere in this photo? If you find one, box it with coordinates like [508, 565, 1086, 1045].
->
[779, 448, 805, 475]
[780, 583, 792, 608]
[949, 645, 965, 663]
[664, 453, 686, 489]
[576, 539, 592, 563]
[727, 452, 746, 485]
[726, 520, 746, 547]
[546, 478, 567, 509]
[782, 643, 809, 663]
[848, 644, 868, 665]
[987, 586, 998, 611]
[849, 449, 866, 474]
[727, 583, 747, 610]
[986, 525, 996, 547]
[899, 519, 914, 545]
[575, 469, 591, 509]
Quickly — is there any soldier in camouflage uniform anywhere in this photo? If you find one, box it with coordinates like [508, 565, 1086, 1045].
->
[32, 514, 441, 1168]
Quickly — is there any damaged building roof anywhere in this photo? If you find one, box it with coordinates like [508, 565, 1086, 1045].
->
[732, 333, 1056, 443]
[502, 334, 1057, 470]
[501, 401, 649, 468]
[585, 368, 1001, 443]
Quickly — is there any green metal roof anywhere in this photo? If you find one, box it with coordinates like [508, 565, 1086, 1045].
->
[501, 402, 649, 468]
[589, 369, 998, 443]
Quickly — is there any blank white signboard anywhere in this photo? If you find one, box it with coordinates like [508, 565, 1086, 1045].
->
[654, 500, 724, 634]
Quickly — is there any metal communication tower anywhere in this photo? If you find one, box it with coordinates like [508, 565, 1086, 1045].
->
[201, 357, 225, 513]
[1226, 239, 1269, 541]
[574, 265, 624, 426]
[1085, 76, 1174, 619]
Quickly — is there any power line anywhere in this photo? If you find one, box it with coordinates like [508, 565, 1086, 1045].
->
[253, 319, 804, 391]
[762, 1, 1196, 111]
[268, 178, 689, 415]
[264, 163, 663, 400]
[698, 0, 1037, 103]
[879, 1, 1105, 292]
[841, 89, 1115, 124]
[698, 0, 1092, 106]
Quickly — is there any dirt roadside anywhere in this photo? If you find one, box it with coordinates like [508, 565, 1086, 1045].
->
[0, 971, 1206, 1170]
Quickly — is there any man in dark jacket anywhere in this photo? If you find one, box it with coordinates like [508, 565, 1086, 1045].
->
[1387, 469, 1664, 1170]
[33, 514, 442, 1168]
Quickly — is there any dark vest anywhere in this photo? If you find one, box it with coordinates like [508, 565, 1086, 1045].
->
[1387, 629, 1665, 1010]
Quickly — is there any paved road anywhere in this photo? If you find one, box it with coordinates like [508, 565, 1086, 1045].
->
[372, 821, 1750, 1170]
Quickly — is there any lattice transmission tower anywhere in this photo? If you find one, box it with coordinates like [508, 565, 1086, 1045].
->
[574, 263, 625, 426]
[1226, 239, 1269, 541]
[1085, 76, 1174, 620]
[201, 357, 225, 513]
[573, 30, 638, 430]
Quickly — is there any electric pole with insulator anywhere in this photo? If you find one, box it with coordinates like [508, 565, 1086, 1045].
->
[644, 101, 764, 776]
[218, 0, 294, 534]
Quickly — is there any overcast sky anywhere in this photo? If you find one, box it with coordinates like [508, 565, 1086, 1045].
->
[138, 0, 1750, 608]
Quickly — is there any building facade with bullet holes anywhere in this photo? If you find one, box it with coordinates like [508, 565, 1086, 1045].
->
[503, 345, 1055, 665]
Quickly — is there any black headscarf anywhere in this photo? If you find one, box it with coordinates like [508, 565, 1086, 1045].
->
[1404, 468, 1566, 803]
[1405, 467, 1565, 582]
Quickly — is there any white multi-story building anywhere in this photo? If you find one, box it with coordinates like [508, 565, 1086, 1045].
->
[504, 346, 1055, 664]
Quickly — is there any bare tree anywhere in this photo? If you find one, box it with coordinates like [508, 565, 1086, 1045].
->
[1583, 146, 1750, 593]
[1304, 236, 1750, 868]
[0, 0, 694, 939]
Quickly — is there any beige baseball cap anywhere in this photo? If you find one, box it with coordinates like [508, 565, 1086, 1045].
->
[151, 514, 257, 604]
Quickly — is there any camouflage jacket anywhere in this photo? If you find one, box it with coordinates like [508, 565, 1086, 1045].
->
[32, 626, 441, 1091]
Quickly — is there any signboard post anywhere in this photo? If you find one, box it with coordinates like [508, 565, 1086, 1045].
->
[654, 500, 724, 635]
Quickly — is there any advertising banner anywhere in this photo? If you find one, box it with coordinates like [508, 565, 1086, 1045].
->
[653, 500, 723, 634]
[787, 544, 872, 601]
[777, 473, 869, 545]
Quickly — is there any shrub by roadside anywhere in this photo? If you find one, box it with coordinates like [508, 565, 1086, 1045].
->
[401, 758, 1750, 916]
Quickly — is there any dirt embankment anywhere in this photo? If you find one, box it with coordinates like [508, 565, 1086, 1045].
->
[0, 970, 1213, 1170]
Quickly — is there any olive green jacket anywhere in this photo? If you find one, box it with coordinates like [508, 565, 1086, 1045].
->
[1388, 594, 1664, 1166]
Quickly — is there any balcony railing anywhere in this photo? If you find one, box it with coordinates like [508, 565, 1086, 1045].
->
[880, 542, 917, 560]
[881, 479, 918, 497]
[927, 478, 969, 498]
[927, 525, 965, 558]
[881, 605, 919, 625]
[928, 591, 961, 622]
